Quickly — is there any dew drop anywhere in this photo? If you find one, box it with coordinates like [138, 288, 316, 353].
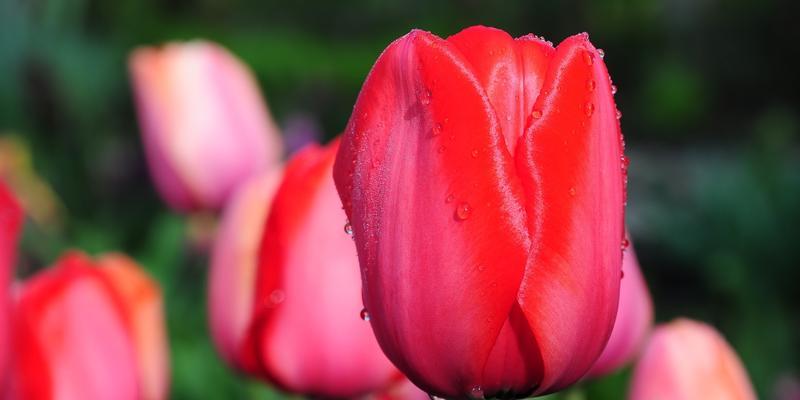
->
[531, 109, 543, 119]
[360, 308, 371, 321]
[420, 88, 432, 105]
[470, 385, 484, 399]
[621, 155, 630, 168]
[432, 122, 442, 137]
[586, 79, 596, 91]
[344, 220, 353, 236]
[269, 290, 285, 305]
[621, 238, 630, 250]
[437, 146, 446, 154]
[583, 51, 594, 66]
[477, 265, 486, 272]
[611, 84, 618, 95]
[445, 194, 455, 204]
[569, 187, 576, 197]
[471, 148, 479, 158]
[597, 48, 605, 58]
[616, 109, 622, 120]
[621, 269, 625, 279]
[584, 102, 595, 117]
[455, 202, 472, 220]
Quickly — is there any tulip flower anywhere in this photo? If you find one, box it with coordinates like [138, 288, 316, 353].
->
[586, 239, 653, 377]
[129, 40, 283, 212]
[208, 169, 283, 370]
[6, 252, 140, 399]
[629, 318, 756, 400]
[96, 253, 170, 400]
[0, 181, 23, 386]
[242, 140, 400, 398]
[333, 26, 626, 398]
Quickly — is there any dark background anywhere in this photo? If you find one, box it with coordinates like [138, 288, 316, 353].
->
[1, 0, 798, 398]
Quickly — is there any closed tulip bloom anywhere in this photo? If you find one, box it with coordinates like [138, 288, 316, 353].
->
[245, 140, 400, 398]
[587, 240, 653, 377]
[0, 182, 23, 386]
[129, 40, 283, 212]
[96, 253, 170, 400]
[333, 26, 626, 398]
[7, 252, 139, 400]
[208, 169, 283, 371]
[629, 318, 756, 400]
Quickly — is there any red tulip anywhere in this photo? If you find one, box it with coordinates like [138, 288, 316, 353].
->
[587, 239, 653, 377]
[333, 26, 626, 398]
[96, 253, 170, 400]
[629, 318, 756, 400]
[0, 182, 23, 387]
[6, 252, 140, 399]
[208, 169, 283, 370]
[243, 140, 400, 398]
[129, 40, 283, 212]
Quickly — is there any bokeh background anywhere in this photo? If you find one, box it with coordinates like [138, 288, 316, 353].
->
[1, 0, 798, 398]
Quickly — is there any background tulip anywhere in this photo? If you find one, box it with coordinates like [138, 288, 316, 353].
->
[587, 239, 654, 377]
[0, 182, 23, 388]
[244, 139, 400, 398]
[96, 253, 170, 400]
[333, 26, 625, 398]
[208, 169, 283, 371]
[629, 318, 756, 400]
[129, 40, 283, 212]
[6, 252, 139, 400]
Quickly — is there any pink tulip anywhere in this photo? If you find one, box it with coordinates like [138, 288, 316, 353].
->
[629, 318, 756, 400]
[208, 169, 283, 370]
[96, 253, 170, 400]
[6, 252, 139, 400]
[587, 239, 653, 377]
[129, 40, 283, 212]
[0, 182, 23, 387]
[243, 139, 400, 398]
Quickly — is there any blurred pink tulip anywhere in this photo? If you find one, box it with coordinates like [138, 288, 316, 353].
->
[96, 253, 170, 400]
[587, 239, 653, 377]
[241, 139, 400, 398]
[208, 169, 283, 370]
[0, 181, 23, 387]
[129, 40, 283, 212]
[629, 318, 756, 400]
[6, 252, 140, 400]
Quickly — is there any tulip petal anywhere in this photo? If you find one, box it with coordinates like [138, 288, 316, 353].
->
[446, 26, 554, 156]
[514, 34, 625, 393]
[252, 140, 398, 398]
[334, 30, 531, 397]
[0, 183, 22, 388]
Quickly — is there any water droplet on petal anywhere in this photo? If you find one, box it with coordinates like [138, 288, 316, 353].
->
[583, 51, 594, 66]
[420, 88, 432, 105]
[616, 109, 622, 119]
[584, 102, 595, 117]
[621, 155, 630, 168]
[611, 84, 618, 95]
[432, 122, 442, 137]
[477, 265, 486, 272]
[455, 202, 472, 220]
[586, 79, 596, 91]
[621, 269, 625, 279]
[621, 238, 630, 250]
[471, 148, 479, 158]
[569, 187, 576, 197]
[597, 48, 605, 58]
[437, 146, 446, 154]
[270, 290, 285, 305]
[360, 308, 370, 321]
[531, 109, 543, 119]
[470, 385, 484, 399]
[344, 220, 353, 236]
[445, 194, 455, 204]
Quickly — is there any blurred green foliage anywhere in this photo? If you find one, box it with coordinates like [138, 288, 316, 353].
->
[1, 0, 798, 398]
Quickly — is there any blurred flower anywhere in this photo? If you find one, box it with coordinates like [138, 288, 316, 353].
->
[208, 169, 283, 369]
[6, 251, 169, 400]
[129, 40, 283, 212]
[282, 113, 322, 154]
[0, 135, 64, 231]
[629, 318, 756, 400]
[586, 238, 653, 377]
[0, 181, 23, 388]
[333, 26, 625, 398]
[240, 139, 400, 398]
[96, 253, 170, 400]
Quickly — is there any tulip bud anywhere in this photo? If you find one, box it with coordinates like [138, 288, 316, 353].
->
[333, 26, 625, 398]
[208, 169, 283, 370]
[0, 181, 23, 387]
[629, 318, 756, 400]
[243, 139, 400, 398]
[96, 253, 170, 400]
[129, 40, 283, 212]
[587, 240, 653, 377]
[7, 252, 139, 400]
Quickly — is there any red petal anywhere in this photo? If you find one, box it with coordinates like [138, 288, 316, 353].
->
[514, 34, 626, 393]
[251, 140, 398, 398]
[446, 26, 553, 156]
[1, 182, 23, 383]
[333, 30, 530, 397]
